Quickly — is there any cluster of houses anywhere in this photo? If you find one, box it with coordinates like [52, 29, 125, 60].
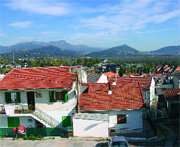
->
[0, 65, 179, 138]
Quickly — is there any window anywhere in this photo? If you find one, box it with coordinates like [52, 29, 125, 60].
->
[5, 92, 21, 103]
[28, 119, 33, 122]
[117, 114, 126, 124]
[36, 92, 42, 98]
[55, 91, 68, 102]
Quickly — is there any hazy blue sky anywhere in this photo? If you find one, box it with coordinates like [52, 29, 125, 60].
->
[0, 0, 180, 51]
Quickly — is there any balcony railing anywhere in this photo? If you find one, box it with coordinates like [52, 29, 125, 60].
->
[0, 104, 34, 114]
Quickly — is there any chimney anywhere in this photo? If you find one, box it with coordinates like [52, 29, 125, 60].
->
[108, 82, 112, 94]
[112, 80, 116, 85]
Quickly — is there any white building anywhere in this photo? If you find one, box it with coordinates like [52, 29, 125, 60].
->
[0, 66, 79, 129]
[172, 70, 180, 89]
[73, 82, 145, 138]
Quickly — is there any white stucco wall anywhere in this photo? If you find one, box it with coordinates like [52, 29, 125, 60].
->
[44, 110, 74, 126]
[0, 92, 5, 103]
[73, 118, 108, 138]
[173, 76, 180, 89]
[35, 90, 49, 104]
[21, 92, 27, 103]
[150, 78, 157, 102]
[108, 110, 143, 129]
[97, 74, 108, 83]
[20, 116, 36, 128]
[81, 69, 87, 83]
[0, 116, 8, 128]
[35, 85, 77, 126]
[0, 83, 77, 127]
[0, 115, 35, 128]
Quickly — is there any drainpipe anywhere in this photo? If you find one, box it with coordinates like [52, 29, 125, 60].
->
[108, 82, 112, 94]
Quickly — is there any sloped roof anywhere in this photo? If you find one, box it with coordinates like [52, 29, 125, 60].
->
[116, 77, 152, 89]
[104, 72, 119, 77]
[150, 74, 165, 78]
[79, 82, 144, 110]
[0, 66, 76, 90]
[164, 89, 180, 98]
[87, 73, 101, 83]
[175, 66, 180, 71]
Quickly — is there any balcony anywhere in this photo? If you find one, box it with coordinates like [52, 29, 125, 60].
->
[0, 104, 34, 114]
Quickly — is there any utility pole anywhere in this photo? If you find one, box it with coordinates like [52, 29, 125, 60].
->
[13, 52, 15, 64]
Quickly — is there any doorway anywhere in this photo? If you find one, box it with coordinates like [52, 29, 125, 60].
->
[27, 92, 35, 110]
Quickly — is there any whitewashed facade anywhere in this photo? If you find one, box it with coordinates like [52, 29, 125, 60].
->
[97, 74, 108, 83]
[0, 82, 77, 128]
[73, 113, 109, 137]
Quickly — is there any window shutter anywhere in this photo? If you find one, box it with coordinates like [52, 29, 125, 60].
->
[5, 92, 11, 104]
[62, 116, 71, 127]
[16, 92, 21, 103]
[49, 91, 55, 102]
[65, 92, 68, 102]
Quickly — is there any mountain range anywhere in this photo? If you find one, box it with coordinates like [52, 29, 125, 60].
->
[0, 40, 104, 53]
[0, 40, 179, 59]
[150, 46, 180, 55]
[86, 45, 144, 58]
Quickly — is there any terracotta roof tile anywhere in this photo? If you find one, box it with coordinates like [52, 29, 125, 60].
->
[104, 72, 119, 77]
[107, 77, 151, 90]
[80, 82, 144, 110]
[0, 66, 76, 90]
[164, 89, 180, 98]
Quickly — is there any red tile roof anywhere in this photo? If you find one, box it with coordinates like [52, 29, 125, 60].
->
[104, 72, 119, 77]
[151, 74, 164, 78]
[0, 66, 77, 90]
[164, 89, 180, 98]
[163, 65, 169, 69]
[80, 82, 145, 110]
[175, 66, 180, 71]
[116, 77, 152, 89]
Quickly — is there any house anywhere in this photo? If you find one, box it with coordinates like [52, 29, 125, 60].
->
[73, 82, 145, 137]
[13, 64, 21, 69]
[164, 89, 180, 117]
[172, 69, 180, 89]
[155, 75, 173, 96]
[104, 72, 119, 78]
[116, 77, 155, 109]
[0, 66, 78, 129]
[156, 65, 163, 74]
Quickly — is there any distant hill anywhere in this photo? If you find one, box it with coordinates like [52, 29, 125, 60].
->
[0, 41, 179, 59]
[86, 45, 144, 58]
[150, 45, 180, 55]
[0, 42, 44, 53]
[1, 45, 81, 58]
[0, 40, 104, 53]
